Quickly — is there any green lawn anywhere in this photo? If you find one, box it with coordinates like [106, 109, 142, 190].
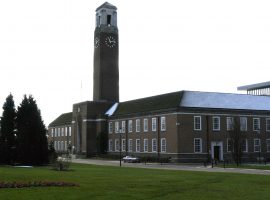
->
[0, 163, 270, 200]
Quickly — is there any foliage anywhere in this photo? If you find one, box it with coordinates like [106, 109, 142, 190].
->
[0, 94, 16, 164]
[0, 181, 79, 189]
[1, 164, 270, 199]
[48, 141, 57, 163]
[16, 95, 48, 165]
[52, 154, 71, 171]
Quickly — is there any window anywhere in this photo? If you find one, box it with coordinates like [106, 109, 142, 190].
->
[62, 128, 64, 136]
[109, 122, 113, 134]
[136, 119, 140, 132]
[58, 141, 60, 150]
[128, 139, 133, 152]
[226, 117, 234, 131]
[54, 128, 57, 137]
[266, 118, 270, 132]
[161, 138, 166, 152]
[240, 117, 247, 131]
[121, 121, 126, 133]
[242, 139, 248, 153]
[267, 139, 270, 152]
[108, 139, 113, 152]
[69, 127, 71, 136]
[115, 121, 119, 133]
[107, 15, 111, 26]
[136, 139, 140, 152]
[65, 141, 67, 150]
[115, 139, 119, 151]
[58, 128, 60, 137]
[51, 129, 54, 137]
[54, 141, 57, 150]
[65, 127, 68, 136]
[128, 120, 133, 133]
[152, 138, 157, 152]
[152, 118, 157, 131]
[122, 139, 126, 152]
[253, 118, 260, 131]
[254, 139, 261, 152]
[212, 116, 220, 131]
[161, 117, 166, 131]
[144, 139, 148, 152]
[227, 138, 233, 152]
[144, 119, 148, 132]
[194, 116, 201, 131]
[194, 138, 202, 153]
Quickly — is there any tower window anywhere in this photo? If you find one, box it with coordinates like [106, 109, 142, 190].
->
[107, 15, 111, 26]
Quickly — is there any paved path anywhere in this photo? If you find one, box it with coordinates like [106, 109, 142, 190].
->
[72, 158, 270, 175]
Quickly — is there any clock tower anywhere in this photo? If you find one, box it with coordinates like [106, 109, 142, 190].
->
[93, 2, 119, 102]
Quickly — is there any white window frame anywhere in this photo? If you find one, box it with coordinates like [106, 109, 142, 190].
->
[61, 128, 64, 136]
[240, 117, 247, 132]
[136, 139, 140, 152]
[161, 138, 166, 153]
[267, 139, 270, 152]
[108, 139, 113, 152]
[65, 127, 68, 136]
[51, 128, 54, 137]
[152, 118, 157, 131]
[254, 139, 261, 152]
[122, 139, 126, 152]
[115, 139, 119, 152]
[253, 118, 260, 131]
[58, 128, 60, 137]
[194, 138, 202, 153]
[128, 139, 133, 152]
[109, 122, 113, 134]
[69, 127, 71, 137]
[136, 119, 140, 132]
[226, 117, 234, 131]
[266, 118, 270, 132]
[212, 116, 220, 131]
[152, 138, 157, 152]
[194, 116, 201, 131]
[242, 139, 248, 153]
[144, 118, 148, 132]
[121, 121, 126, 133]
[161, 116, 166, 131]
[128, 120, 133, 133]
[65, 141, 67, 150]
[115, 121, 119, 133]
[143, 139, 148, 152]
[54, 141, 57, 150]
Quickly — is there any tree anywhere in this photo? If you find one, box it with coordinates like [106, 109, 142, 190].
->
[16, 95, 48, 165]
[0, 94, 16, 164]
[228, 118, 243, 166]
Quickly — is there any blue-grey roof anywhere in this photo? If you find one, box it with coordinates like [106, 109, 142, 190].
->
[180, 91, 270, 111]
[237, 81, 270, 91]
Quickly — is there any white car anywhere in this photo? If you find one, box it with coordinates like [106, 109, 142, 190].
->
[122, 156, 140, 163]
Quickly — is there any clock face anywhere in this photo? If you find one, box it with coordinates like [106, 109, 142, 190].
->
[105, 36, 117, 48]
[94, 37, 100, 48]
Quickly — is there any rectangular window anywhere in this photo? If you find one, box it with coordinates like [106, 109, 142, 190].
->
[144, 139, 148, 152]
[152, 118, 157, 131]
[240, 117, 247, 131]
[194, 116, 201, 131]
[267, 139, 270, 152]
[253, 118, 260, 131]
[54, 141, 57, 150]
[115, 121, 119, 133]
[69, 127, 71, 137]
[58, 128, 60, 137]
[144, 118, 148, 132]
[128, 120, 133, 133]
[226, 117, 234, 131]
[136, 139, 140, 152]
[152, 138, 157, 152]
[122, 139, 126, 152]
[121, 121, 126, 133]
[242, 139, 248, 153]
[115, 139, 119, 151]
[65, 141, 67, 150]
[212, 116, 220, 131]
[109, 122, 113, 134]
[65, 127, 68, 136]
[61, 128, 64, 136]
[51, 129, 54, 137]
[161, 117, 166, 131]
[107, 15, 111, 26]
[254, 139, 261, 152]
[266, 118, 270, 132]
[54, 128, 57, 137]
[128, 139, 133, 152]
[108, 139, 113, 152]
[161, 138, 166, 153]
[227, 138, 233, 152]
[136, 119, 140, 132]
[194, 138, 202, 153]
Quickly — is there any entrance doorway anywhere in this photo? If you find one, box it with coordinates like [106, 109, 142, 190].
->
[211, 142, 223, 161]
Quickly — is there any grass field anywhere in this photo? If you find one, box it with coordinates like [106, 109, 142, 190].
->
[0, 163, 270, 200]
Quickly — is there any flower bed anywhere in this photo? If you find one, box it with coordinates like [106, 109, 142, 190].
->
[0, 181, 79, 189]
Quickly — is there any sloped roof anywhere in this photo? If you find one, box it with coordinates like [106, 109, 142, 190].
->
[96, 2, 117, 11]
[238, 81, 270, 91]
[180, 91, 270, 111]
[49, 112, 72, 127]
[112, 91, 183, 116]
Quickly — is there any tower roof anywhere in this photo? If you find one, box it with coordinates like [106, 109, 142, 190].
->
[96, 2, 117, 11]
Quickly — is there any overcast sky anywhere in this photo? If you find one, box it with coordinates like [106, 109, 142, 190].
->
[1, 0, 270, 126]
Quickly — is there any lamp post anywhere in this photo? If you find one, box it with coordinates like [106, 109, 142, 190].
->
[119, 128, 122, 167]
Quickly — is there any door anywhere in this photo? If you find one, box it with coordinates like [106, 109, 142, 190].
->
[214, 146, 220, 161]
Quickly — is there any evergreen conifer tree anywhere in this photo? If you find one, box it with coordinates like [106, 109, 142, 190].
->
[0, 94, 16, 164]
[16, 95, 48, 165]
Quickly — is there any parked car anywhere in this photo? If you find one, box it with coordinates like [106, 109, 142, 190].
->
[122, 156, 140, 163]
